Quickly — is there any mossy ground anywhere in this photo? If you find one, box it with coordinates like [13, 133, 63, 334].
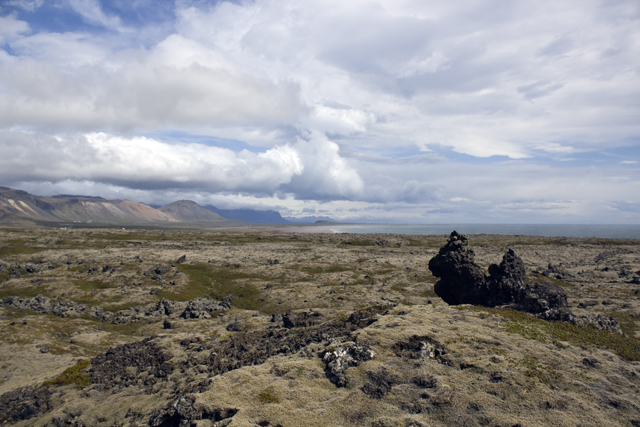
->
[461, 306, 640, 361]
[1, 228, 640, 426]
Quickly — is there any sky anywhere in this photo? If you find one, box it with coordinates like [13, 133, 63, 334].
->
[0, 0, 639, 223]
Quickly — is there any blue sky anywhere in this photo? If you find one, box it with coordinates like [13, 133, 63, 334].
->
[1, 0, 639, 223]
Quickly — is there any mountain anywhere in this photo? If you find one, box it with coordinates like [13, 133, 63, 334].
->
[203, 205, 291, 224]
[0, 187, 61, 225]
[283, 215, 337, 224]
[0, 187, 241, 227]
[159, 200, 227, 222]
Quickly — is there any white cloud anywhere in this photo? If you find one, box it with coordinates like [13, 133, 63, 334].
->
[68, 0, 122, 31]
[282, 132, 364, 200]
[0, 130, 364, 200]
[4, 0, 43, 12]
[1, 0, 640, 222]
[0, 46, 304, 131]
[0, 15, 29, 44]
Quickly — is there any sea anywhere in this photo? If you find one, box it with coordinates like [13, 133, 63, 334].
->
[329, 224, 640, 240]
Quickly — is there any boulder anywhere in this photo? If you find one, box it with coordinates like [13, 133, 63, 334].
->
[282, 310, 326, 328]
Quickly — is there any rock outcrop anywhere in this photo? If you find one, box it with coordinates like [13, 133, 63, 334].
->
[322, 342, 375, 387]
[428, 231, 567, 313]
[429, 231, 622, 333]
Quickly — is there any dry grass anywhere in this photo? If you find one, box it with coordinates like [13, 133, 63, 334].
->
[2, 228, 640, 426]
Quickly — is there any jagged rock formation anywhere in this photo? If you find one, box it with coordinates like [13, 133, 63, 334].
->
[429, 231, 622, 333]
[428, 232, 493, 307]
[428, 231, 567, 313]
[0, 295, 232, 324]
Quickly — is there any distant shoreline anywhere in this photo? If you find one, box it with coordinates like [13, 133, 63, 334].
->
[260, 223, 640, 239]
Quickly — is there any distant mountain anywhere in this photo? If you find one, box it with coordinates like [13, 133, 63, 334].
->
[203, 205, 291, 224]
[283, 216, 337, 224]
[0, 187, 242, 227]
[159, 200, 227, 222]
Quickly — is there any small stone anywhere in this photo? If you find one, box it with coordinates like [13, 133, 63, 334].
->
[226, 321, 245, 332]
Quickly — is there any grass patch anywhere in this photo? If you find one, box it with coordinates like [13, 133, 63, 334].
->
[528, 272, 572, 288]
[520, 356, 562, 385]
[460, 306, 640, 361]
[0, 286, 47, 299]
[416, 287, 437, 299]
[259, 388, 280, 404]
[100, 301, 142, 312]
[294, 263, 354, 275]
[160, 263, 269, 312]
[601, 310, 639, 337]
[73, 279, 113, 291]
[89, 232, 166, 242]
[0, 240, 42, 256]
[102, 322, 145, 336]
[43, 359, 91, 389]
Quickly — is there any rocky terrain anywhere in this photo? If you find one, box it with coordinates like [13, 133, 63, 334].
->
[0, 228, 639, 426]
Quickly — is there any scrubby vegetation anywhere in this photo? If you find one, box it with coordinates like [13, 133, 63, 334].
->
[1, 228, 640, 426]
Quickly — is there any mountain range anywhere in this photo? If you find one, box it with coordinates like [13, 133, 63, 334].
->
[0, 187, 234, 227]
[0, 186, 343, 227]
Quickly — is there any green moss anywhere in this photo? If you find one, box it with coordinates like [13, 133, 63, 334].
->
[100, 301, 142, 312]
[294, 263, 354, 275]
[0, 286, 47, 299]
[259, 388, 280, 404]
[520, 356, 562, 385]
[0, 240, 41, 256]
[527, 272, 572, 288]
[160, 263, 268, 312]
[460, 306, 640, 361]
[73, 279, 113, 291]
[600, 310, 639, 337]
[43, 359, 91, 389]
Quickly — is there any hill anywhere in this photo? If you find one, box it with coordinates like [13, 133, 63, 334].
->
[0, 187, 240, 227]
[203, 205, 291, 224]
[159, 200, 227, 222]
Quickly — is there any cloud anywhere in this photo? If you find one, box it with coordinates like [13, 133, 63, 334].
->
[0, 129, 365, 201]
[68, 0, 122, 31]
[0, 15, 29, 44]
[4, 0, 43, 12]
[0, 36, 304, 131]
[517, 81, 564, 100]
[1, 0, 640, 223]
[281, 132, 364, 200]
